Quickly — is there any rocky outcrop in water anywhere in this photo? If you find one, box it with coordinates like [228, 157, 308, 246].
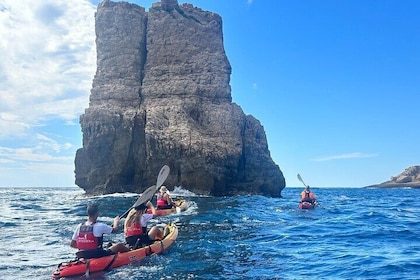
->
[365, 166, 420, 188]
[74, 0, 285, 197]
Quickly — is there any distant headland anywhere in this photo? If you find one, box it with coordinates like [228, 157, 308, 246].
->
[365, 165, 420, 188]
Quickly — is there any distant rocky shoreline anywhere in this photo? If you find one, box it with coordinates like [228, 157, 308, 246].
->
[365, 182, 420, 189]
[365, 165, 420, 188]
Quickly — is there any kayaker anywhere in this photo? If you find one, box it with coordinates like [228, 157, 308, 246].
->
[301, 185, 316, 204]
[124, 201, 163, 249]
[156, 186, 174, 209]
[70, 203, 129, 259]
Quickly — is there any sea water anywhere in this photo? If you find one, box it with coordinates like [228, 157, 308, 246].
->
[0, 187, 419, 279]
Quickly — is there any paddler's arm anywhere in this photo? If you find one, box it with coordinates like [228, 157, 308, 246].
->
[70, 226, 79, 248]
[146, 201, 157, 218]
[111, 216, 120, 233]
[70, 240, 77, 248]
[165, 193, 174, 206]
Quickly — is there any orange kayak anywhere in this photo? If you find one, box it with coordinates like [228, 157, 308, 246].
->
[147, 199, 188, 216]
[51, 223, 178, 279]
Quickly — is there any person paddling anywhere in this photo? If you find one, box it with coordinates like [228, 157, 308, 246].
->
[301, 185, 317, 204]
[156, 186, 174, 209]
[70, 203, 129, 259]
[124, 201, 163, 249]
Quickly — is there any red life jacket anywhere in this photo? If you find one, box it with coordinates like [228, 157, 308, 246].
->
[76, 222, 102, 250]
[157, 193, 168, 207]
[125, 222, 145, 237]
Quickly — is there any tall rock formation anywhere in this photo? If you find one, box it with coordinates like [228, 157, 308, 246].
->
[75, 0, 285, 197]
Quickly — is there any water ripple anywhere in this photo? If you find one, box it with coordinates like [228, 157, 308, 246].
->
[0, 187, 419, 279]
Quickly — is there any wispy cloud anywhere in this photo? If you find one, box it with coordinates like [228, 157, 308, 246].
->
[0, 137, 73, 163]
[311, 152, 379, 162]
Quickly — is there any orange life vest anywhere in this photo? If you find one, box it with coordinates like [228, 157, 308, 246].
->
[125, 222, 145, 237]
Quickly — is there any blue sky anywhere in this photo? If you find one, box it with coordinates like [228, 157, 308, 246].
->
[0, 0, 419, 188]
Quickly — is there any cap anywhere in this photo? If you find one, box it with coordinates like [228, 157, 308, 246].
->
[160, 186, 168, 193]
[134, 204, 147, 211]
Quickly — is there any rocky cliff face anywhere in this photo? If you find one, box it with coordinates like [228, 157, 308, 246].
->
[365, 166, 420, 188]
[75, 0, 285, 197]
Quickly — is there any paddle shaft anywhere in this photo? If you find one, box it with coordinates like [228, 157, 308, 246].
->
[120, 207, 131, 220]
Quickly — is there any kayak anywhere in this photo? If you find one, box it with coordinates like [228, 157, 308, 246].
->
[51, 223, 178, 279]
[299, 201, 316, 210]
[147, 199, 188, 216]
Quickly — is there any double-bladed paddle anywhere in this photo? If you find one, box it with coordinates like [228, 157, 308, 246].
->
[120, 165, 170, 218]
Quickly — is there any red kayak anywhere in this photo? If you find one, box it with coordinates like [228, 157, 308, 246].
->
[299, 201, 316, 210]
[147, 199, 188, 216]
[51, 223, 178, 279]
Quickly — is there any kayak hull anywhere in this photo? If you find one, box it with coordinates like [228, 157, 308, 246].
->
[147, 199, 188, 216]
[51, 223, 178, 279]
[299, 201, 315, 210]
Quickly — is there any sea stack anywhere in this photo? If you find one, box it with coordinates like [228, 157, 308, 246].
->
[74, 0, 286, 197]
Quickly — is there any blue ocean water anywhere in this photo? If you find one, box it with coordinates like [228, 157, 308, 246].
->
[0, 187, 419, 279]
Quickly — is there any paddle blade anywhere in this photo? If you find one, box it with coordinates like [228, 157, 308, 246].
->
[132, 185, 156, 208]
[156, 165, 170, 190]
[297, 173, 302, 182]
[297, 173, 307, 187]
[120, 165, 170, 218]
[120, 185, 157, 218]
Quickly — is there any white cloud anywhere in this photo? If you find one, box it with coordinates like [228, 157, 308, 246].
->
[0, 144, 73, 163]
[0, 0, 96, 187]
[0, 0, 96, 139]
[35, 133, 74, 153]
[311, 152, 379, 162]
